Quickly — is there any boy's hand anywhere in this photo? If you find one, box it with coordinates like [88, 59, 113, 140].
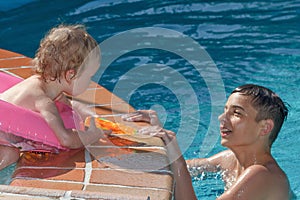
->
[122, 110, 161, 126]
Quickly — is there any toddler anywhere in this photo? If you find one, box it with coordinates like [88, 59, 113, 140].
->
[0, 25, 105, 170]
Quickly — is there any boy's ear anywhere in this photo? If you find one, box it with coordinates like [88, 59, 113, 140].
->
[66, 69, 76, 83]
[260, 119, 274, 136]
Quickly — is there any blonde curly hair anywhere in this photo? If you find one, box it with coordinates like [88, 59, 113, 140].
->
[33, 24, 100, 82]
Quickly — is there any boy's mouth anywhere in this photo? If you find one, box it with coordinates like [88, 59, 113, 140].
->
[220, 127, 232, 137]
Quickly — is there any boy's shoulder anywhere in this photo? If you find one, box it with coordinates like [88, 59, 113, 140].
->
[239, 163, 290, 199]
[219, 162, 290, 200]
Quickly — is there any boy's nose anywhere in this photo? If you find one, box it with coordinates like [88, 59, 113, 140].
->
[218, 112, 226, 124]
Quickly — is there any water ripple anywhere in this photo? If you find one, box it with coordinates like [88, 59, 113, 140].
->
[0, 1, 299, 198]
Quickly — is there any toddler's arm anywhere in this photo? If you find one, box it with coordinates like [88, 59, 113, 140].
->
[53, 93, 94, 120]
[35, 96, 103, 149]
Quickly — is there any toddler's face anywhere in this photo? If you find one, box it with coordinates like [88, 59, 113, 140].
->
[71, 53, 100, 96]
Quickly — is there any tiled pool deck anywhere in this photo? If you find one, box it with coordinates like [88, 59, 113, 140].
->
[0, 49, 173, 199]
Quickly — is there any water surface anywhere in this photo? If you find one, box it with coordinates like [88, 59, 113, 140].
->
[0, 1, 299, 199]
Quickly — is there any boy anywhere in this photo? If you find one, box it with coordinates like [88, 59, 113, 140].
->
[0, 25, 105, 170]
[123, 84, 292, 199]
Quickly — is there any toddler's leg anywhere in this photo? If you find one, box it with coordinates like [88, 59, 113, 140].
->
[0, 146, 20, 171]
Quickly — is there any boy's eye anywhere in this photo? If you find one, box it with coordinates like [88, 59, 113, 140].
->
[233, 110, 241, 116]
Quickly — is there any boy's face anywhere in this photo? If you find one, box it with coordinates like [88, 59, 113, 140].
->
[218, 92, 264, 148]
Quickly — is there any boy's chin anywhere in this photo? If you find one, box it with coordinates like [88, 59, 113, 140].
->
[220, 139, 231, 148]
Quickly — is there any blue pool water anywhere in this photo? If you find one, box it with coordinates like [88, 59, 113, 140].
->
[0, 1, 299, 199]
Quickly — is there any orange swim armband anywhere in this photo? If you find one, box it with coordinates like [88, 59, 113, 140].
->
[85, 117, 136, 135]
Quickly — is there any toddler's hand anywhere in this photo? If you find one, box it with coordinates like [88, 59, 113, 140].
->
[71, 100, 94, 120]
[80, 117, 111, 146]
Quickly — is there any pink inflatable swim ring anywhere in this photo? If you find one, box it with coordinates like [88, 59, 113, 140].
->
[0, 72, 82, 151]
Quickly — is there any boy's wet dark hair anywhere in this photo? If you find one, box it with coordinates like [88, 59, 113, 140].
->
[231, 84, 288, 147]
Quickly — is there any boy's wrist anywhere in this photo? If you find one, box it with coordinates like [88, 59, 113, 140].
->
[171, 155, 186, 168]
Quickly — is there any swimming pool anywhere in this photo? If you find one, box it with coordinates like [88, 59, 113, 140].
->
[0, 0, 299, 199]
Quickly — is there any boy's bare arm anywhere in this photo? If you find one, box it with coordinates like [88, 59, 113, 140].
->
[186, 150, 233, 176]
[157, 130, 197, 200]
